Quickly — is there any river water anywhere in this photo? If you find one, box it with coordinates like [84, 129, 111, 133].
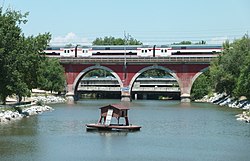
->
[0, 100, 250, 161]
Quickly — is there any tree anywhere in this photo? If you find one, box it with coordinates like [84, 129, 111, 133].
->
[173, 41, 192, 45]
[139, 69, 171, 78]
[38, 58, 65, 93]
[235, 48, 250, 99]
[65, 43, 74, 47]
[0, 8, 51, 104]
[92, 36, 142, 45]
[172, 40, 206, 45]
[195, 40, 206, 44]
[191, 70, 212, 100]
[84, 69, 112, 78]
[210, 35, 250, 97]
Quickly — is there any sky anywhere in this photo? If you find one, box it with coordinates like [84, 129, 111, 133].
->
[1, 0, 250, 45]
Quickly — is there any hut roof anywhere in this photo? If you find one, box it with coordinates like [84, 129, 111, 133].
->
[99, 104, 129, 110]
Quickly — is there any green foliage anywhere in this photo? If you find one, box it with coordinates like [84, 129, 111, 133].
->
[191, 70, 211, 100]
[139, 69, 171, 78]
[92, 36, 142, 45]
[84, 69, 112, 78]
[173, 41, 192, 45]
[210, 35, 250, 98]
[36, 99, 45, 106]
[65, 43, 74, 47]
[0, 8, 64, 104]
[195, 40, 206, 44]
[38, 58, 65, 93]
[235, 53, 250, 98]
[173, 40, 206, 45]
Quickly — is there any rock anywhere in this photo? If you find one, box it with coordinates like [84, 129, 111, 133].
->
[0, 110, 24, 123]
[22, 105, 54, 116]
[0, 105, 54, 124]
[235, 111, 250, 122]
[32, 96, 66, 104]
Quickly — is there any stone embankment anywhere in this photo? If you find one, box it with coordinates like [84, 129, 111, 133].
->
[0, 105, 53, 123]
[32, 95, 66, 104]
[0, 95, 65, 124]
[196, 93, 250, 123]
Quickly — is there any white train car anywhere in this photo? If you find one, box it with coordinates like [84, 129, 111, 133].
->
[90, 46, 138, 57]
[169, 45, 222, 57]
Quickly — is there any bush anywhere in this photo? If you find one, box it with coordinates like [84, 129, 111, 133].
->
[36, 100, 45, 106]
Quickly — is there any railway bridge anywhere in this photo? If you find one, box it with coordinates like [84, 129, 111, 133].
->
[60, 57, 213, 102]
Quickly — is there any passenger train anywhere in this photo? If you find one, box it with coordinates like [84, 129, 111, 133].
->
[43, 44, 222, 58]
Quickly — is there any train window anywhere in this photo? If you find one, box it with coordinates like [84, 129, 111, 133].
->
[64, 50, 66, 53]
[165, 49, 167, 52]
[82, 50, 85, 53]
[161, 49, 163, 53]
[142, 50, 144, 53]
[105, 47, 110, 50]
[67, 50, 69, 53]
[145, 50, 147, 53]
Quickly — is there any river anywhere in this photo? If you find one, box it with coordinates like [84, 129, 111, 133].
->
[0, 100, 250, 161]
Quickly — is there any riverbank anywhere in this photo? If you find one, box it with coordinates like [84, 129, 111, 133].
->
[196, 93, 250, 123]
[0, 105, 53, 123]
[0, 95, 65, 124]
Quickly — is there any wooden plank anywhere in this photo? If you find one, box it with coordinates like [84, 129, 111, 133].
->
[105, 109, 113, 126]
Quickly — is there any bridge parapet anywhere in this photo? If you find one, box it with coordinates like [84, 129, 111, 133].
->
[60, 57, 215, 64]
[78, 86, 180, 92]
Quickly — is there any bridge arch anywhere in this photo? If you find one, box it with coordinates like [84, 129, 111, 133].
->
[190, 66, 210, 92]
[72, 65, 123, 95]
[129, 65, 180, 96]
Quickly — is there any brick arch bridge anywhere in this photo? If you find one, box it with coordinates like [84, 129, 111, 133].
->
[60, 57, 212, 102]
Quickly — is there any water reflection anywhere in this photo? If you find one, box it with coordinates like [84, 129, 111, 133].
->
[99, 131, 128, 137]
[0, 116, 39, 160]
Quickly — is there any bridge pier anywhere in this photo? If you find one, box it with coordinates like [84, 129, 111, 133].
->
[65, 92, 75, 104]
[121, 91, 131, 102]
[121, 95, 131, 102]
[65, 84, 77, 104]
[180, 94, 191, 103]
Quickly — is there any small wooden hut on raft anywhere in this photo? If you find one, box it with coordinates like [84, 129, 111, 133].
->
[98, 104, 130, 126]
[86, 104, 141, 131]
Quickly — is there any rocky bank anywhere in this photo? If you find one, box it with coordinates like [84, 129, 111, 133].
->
[0, 95, 65, 124]
[196, 93, 250, 123]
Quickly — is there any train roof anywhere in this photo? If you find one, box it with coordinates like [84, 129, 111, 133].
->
[45, 44, 222, 49]
[91, 45, 140, 50]
[171, 44, 222, 49]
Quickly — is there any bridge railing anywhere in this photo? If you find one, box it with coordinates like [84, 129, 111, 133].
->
[78, 86, 180, 92]
[59, 57, 215, 64]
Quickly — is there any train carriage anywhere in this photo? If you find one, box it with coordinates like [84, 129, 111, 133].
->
[90, 46, 138, 57]
[169, 45, 222, 57]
